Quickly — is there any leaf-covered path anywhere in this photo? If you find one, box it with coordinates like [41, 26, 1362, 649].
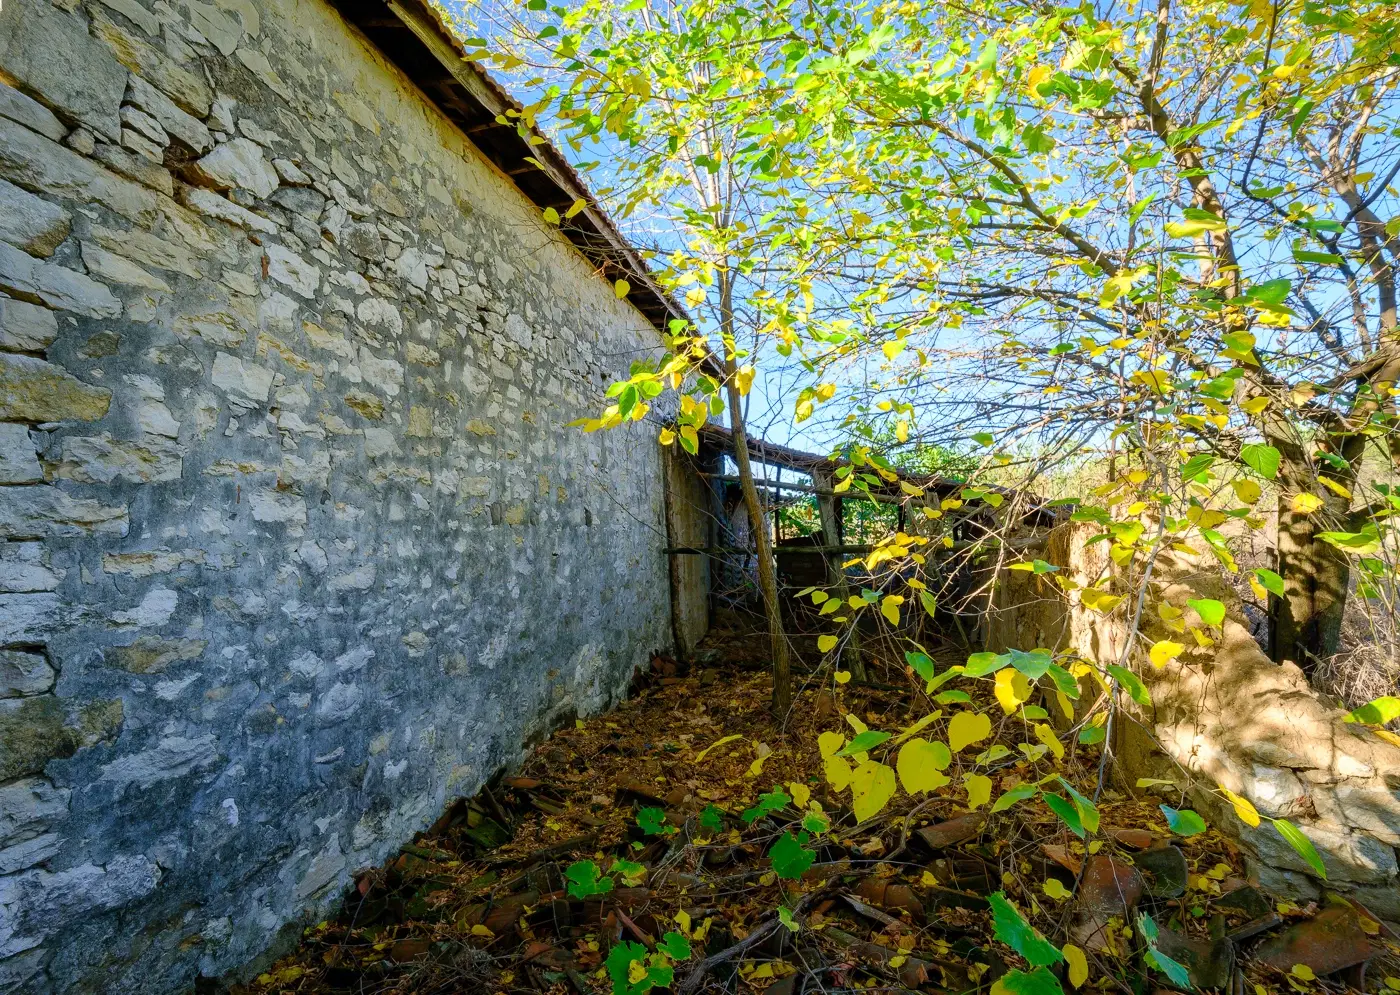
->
[238, 626, 1399, 995]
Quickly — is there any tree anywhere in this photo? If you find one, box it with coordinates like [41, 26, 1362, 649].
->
[475, 0, 1400, 682]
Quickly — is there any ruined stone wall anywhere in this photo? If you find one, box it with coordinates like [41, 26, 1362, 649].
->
[988, 523, 1400, 923]
[0, 1, 674, 990]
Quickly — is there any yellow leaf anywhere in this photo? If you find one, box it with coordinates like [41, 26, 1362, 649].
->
[1043, 879, 1071, 901]
[1232, 478, 1261, 504]
[542, 206, 561, 225]
[1291, 965, 1316, 982]
[565, 197, 588, 218]
[948, 711, 992, 752]
[735, 364, 755, 396]
[824, 754, 853, 791]
[1055, 690, 1075, 722]
[834, 669, 851, 684]
[1063, 943, 1088, 988]
[694, 733, 744, 763]
[850, 760, 896, 822]
[1034, 722, 1065, 760]
[472, 924, 495, 938]
[1318, 476, 1351, 499]
[882, 339, 905, 361]
[675, 909, 692, 936]
[658, 427, 676, 446]
[1291, 492, 1325, 513]
[920, 869, 939, 887]
[897, 738, 952, 794]
[880, 595, 902, 626]
[818, 731, 845, 759]
[614, 279, 631, 298]
[1149, 639, 1184, 669]
[788, 782, 811, 809]
[747, 752, 771, 777]
[1219, 785, 1260, 827]
[963, 773, 992, 810]
[994, 668, 1033, 714]
[817, 634, 838, 653]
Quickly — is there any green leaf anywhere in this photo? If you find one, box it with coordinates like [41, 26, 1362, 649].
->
[1046, 664, 1080, 699]
[1138, 914, 1192, 987]
[993, 967, 1066, 995]
[988, 891, 1064, 967]
[565, 859, 614, 898]
[971, 432, 995, 446]
[1239, 443, 1281, 479]
[991, 783, 1039, 814]
[1106, 664, 1151, 708]
[1057, 777, 1101, 833]
[1272, 818, 1327, 878]
[1242, 278, 1291, 305]
[1187, 598, 1226, 626]
[964, 651, 1010, 678]
[741, 789, 792, 824]
[1344, 696, 1400, 726]
[777, 905, 800, 933]
[637, 807, 668, 835]
[1252, 569, 1285, 598]
[1316, 525, 1382, 555]
[699, 803, 724, 833]
[905, 650, 936, 682]
[657, 931, 691, 961]
[612, 859, 646, 886]
[1159, 805, 1207, 837]
[835, 730, 891, 757]
[1008, 648, 1053, 680]
[769, 830, 815, 880]
[1043, 793, 1085, 838]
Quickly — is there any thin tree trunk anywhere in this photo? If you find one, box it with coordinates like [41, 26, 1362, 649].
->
[717, 275, 791, 715]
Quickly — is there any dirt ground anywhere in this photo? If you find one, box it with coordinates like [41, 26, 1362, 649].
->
[235, 624, 1400, 995]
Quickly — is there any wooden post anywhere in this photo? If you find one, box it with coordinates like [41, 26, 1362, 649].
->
[813, 470, 865, 681]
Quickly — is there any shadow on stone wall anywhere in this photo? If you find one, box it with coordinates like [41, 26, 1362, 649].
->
[987, 522, 1400, 923]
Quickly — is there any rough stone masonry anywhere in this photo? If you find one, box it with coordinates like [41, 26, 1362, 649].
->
[0, 0, 676, 990]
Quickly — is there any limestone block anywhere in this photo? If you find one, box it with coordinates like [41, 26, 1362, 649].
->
[270, 185, 324, 220]
[90, 140, 176, 197]
[119, 104, 166, 146]
[98, 734, 219, 793]
[0, 833, 63, 874]
[272, 157, 311, 185]
[0, 179, 71, 257]
[0, 542, 59, 592]
[344, 222, 384, 261]
[0, 117, 165, 225]
[54, 433, 182, 484]
[0, 778, 70, 850]
[0, 352, 112, 422]
[0, 296, 60, 352]
[265, 243, 319, 298]
[0, 485, 128, 539]
[248, 488, 306, 524]
[94, 0, 163, 36]
[211, 351, 274, 403]
[1332, 785, 1400, 845]
[0, 1, 128, 141]
[0, 81, 66, 143]
[0, 696, 77, 782]
[90, 9, 213, 116]
[81, 241, 172, 293]
[1245, 764, 1311, 819]
[0, 855, 161, 958]
[0, 650, 54, 698]
[126, 74, 212, 153]
[177, 184, 277, 234]
[103, 636, 205, 673]
[0, 423, 42, 483]
[189, 137, 278, 198]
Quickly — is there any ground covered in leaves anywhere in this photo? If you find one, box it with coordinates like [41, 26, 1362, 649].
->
[238, 626, 1400, 995]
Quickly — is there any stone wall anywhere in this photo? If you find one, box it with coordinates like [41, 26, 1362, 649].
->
[0, 0, 675, 990]
[988, 523, 1400, 923]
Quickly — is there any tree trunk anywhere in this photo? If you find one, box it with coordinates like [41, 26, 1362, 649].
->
[1270, 494, 1350, 673]
[716, 271, 791, 715]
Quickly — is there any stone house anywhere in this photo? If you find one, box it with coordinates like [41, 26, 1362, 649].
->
[0, 0, 703, 990]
